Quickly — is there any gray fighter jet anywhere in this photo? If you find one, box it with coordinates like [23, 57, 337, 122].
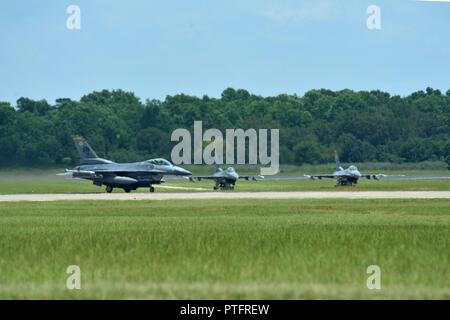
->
[59, 136, 191, 193]
[189, 166, 263, 190]
[304, 152, 385, 186]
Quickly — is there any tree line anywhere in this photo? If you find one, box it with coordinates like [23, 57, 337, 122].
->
[0, 88, 449, 168]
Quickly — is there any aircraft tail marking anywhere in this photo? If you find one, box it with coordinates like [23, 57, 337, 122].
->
[72, 136, 113, 165]
[73, 135, 99, 160]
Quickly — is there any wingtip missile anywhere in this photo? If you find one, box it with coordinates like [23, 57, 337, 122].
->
[56, 169, 73, 177]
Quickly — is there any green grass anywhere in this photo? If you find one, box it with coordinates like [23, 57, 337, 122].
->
[0, 169, 449, 194]
[0, 199, 448, 299]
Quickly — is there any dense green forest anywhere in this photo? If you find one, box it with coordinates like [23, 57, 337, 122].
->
[0, 88, 449, 168]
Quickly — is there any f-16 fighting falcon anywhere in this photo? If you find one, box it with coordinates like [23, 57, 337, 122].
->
[304, 152, 385, 186]
[189, 166, 264, 190]
[59, 136, 192, 193]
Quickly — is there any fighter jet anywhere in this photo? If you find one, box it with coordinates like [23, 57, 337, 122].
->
[304, 152, 385, 186]
[59, 136, 192, 193]
[189, 166, 263, 190]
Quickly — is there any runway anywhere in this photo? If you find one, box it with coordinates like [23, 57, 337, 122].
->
[0, 191, 449, 202]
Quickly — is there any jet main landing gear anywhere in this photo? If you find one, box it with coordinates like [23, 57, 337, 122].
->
[214, 183, 235, 191]
[105, 185, 156, 193]
[335, 179, 355, 187]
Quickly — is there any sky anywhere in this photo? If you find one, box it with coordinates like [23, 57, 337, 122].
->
[1, 0, 449, 105]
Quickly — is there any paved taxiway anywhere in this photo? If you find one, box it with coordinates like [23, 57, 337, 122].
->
[0, 191, 449, 202]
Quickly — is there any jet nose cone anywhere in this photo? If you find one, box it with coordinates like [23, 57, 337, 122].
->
[174, 166, 192, 176]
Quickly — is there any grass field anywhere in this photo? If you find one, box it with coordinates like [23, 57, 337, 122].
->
[0, 199, 448, 299]
[0, 169, 449, 194]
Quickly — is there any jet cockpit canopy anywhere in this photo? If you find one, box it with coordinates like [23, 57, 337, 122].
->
[147, 158, 173, 166]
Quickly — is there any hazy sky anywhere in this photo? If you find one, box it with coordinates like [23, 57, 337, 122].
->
[1, 0, 449, 104]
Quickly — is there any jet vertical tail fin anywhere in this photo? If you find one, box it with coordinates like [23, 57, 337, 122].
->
[73, 136, 98, 159]
[72, 136, 113, 165]
[334, 151, 341, 171]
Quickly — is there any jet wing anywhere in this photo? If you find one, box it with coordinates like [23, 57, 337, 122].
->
[76, 166, 168, 174]
[188, 176, 219, 182]
[304, 174, 337, 180]
[360, 174, 386, 180]
[238, 175, 264, 181]
[304, 174, 386, 180]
